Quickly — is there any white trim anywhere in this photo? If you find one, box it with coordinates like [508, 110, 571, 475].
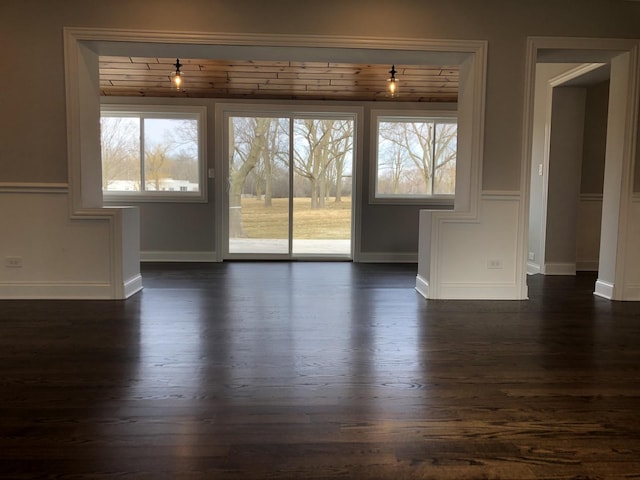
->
[549, 63, 607, 87]
[0, 183, 69, 193]
[607, 46, 639, 300]
[527, 261, 542, 275]
[538, 71, 553, 285]
[594, 279, 615, 299]
[623, 283, 640, 301]
[460, 42, 487, 218]
[415, 274, 430, 298]
[123, 274, 144, 297]
[438, 282, 525, 300]
[529, 36, 640, 53]
[481, 190, 521, 201]
[580, 193, 604, 202]
[369, 195, 455, 207]
[214, 101, 225, 263]
[62, 27, 487, 54]
[140, 251, 218, 262]
[352, 104, 365, 264]
[543, 262, 577, 275]
[0, 282, 114, 300]
[577, 261, 599, 272]
[357, 252, 418, 263]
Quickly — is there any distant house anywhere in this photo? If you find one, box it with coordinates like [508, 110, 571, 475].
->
[106, 179, 199, 192]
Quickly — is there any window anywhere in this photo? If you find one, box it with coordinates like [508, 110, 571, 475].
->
[372, 112, 457, 205]
[100, 105, 206, 201]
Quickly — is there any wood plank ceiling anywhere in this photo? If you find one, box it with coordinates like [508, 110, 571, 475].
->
[99, 56, 459, 102]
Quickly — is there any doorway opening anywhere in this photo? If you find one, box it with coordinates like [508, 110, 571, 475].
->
[527, 62, 610, 280]
[524, 38, 639, 300]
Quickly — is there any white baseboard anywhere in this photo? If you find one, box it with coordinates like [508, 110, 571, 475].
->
[623, 283, 640, 301]
[141, 251, 217, 262]
[576, 260, 599, 272]
[122, 274, 143, 298]
[594, 281, 640, 301]
[415, 274, 430, 299]
[358, 252, 418, 263]
[0, 282, 114, 300]
[437, 282, 526, 300]
[594, 279, 614, 299]
[527, 261, 541, 275]
[544, 262, 576, 275]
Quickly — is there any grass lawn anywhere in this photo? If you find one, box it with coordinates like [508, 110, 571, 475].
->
[239, 196, 351, 239]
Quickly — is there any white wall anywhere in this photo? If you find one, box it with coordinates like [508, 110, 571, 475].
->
[420, 193, 522, 300]
[625, 197, 640, 299]
[581, 81, 610, 195]
[576, 195, 603, 271]
[0, 187, 142, 299]
[576, 81, 609, 271]
[544, 87, 586, 274]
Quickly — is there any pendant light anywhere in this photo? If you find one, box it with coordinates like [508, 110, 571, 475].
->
[170, 58, 183, 90]
[387, 65, 398, 98]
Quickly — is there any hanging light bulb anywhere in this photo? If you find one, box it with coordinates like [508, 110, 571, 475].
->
[387, 64, 398, 98]
[170, 58, 183, 90]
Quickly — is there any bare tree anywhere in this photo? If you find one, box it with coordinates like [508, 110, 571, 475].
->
[170, 152, 199, 185]
[432, 123, 457, 194]
[378, 121, 410, 194]
[262, 119, 289, 206]
[229, 117, 273, 237]
[144, 143, 172, 191]
[294, 119, 352, 208]
[328, 121, 353, 202]
[246, 119, 288, 206]
[377, 120, 457, 195]
[100, 117, 140, 190]
[404, 122, 435, 194]
[173, 118, 198, 147]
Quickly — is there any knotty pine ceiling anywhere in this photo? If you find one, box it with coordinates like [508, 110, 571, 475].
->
[99, 56, 459, 102]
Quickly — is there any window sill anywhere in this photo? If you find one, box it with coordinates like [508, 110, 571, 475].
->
[369, 196, 455, 208]
[103, 192, 206, 204]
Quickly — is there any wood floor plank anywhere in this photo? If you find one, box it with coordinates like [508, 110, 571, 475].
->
[1, 263, 639, 479]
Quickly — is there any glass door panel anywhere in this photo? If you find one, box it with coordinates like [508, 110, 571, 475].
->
[228, 116, 290, 255]
[292, 118, 354, 257]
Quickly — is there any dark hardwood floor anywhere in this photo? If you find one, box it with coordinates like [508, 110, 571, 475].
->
[1, 263, 639, 479]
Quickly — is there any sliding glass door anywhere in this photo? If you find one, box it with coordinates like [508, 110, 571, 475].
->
[225, 110, 354, 259]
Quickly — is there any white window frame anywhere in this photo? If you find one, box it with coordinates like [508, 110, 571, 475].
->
[370, 109, 457, 206]
[100, 104, 207, 203]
